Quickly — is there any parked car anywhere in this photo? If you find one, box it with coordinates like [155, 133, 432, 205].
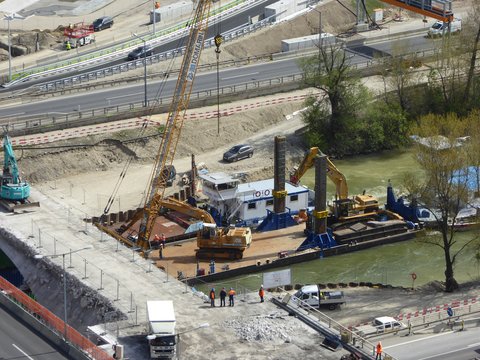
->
[93, 16, 114, 31]
[127, 45, 153, 61]
[223, 144, 254, 162]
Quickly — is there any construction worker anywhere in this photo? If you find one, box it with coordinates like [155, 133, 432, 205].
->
[219, 287, 227, 307]
[65, 40, 71, 51]
[160, 233, 166, 248]
[375, 341, 383, 360]
[151, 234, 161, 248]
[228, 287, 236, 307]
[209, 288, 215, 307]
[259, 285, 265, 303]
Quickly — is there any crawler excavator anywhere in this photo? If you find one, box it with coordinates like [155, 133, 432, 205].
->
[290, 147, 380, 222]
[96, 0, 252, 259]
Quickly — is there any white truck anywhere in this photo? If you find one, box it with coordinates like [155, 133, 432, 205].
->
[146, 300, 176, 359]
[353, 316, 405, 337]
[428, 18, 462, 37]
[292, 285, 346, 310]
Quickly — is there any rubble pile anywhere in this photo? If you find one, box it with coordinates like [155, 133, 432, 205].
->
[223, 313, 298, 343]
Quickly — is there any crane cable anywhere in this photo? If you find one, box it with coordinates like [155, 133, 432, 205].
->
[103, 5, 199, 215]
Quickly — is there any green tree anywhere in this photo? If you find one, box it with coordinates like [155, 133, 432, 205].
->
[404, 113, 478, 292]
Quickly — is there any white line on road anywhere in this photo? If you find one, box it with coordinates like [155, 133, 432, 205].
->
[12, 344, 34, 360]
[384, 331, 453, 349]
[467, 342, 480, 347]
[222, 72, 259, 80]
[106, 92, 143, 101]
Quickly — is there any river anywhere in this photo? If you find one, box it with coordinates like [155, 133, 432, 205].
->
[196, 150, 480, 293]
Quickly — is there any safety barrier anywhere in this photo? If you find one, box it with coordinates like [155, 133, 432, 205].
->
[0, 276, 112, 360]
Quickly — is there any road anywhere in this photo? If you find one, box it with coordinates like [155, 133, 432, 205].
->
[0, 33, 438, 120]
[383, 327, 480, 360]
[0, 303, 70, 360]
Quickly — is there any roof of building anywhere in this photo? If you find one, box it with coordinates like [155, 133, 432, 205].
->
[199, 172, 240, 185]
[238, 178, 308, 201]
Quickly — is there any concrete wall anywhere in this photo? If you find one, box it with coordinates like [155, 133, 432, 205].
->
[265, 0, 314, 21]
[281, 33, 336, 52]
[150, 1, 193, 23]
[0, 227, 123, 333]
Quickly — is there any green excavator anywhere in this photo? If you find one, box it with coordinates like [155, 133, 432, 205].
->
[1, 133, 30, 201]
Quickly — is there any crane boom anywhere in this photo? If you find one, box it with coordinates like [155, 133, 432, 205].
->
[290, 147, 348, 199]
[136, 0, 212, 249]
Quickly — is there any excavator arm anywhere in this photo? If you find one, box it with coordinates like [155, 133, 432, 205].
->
[290, 147, 348, 200]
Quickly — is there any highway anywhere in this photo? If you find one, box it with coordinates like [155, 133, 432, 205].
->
[0, 33, 438, 120]
[0, 303, 69, 360]
[383, 327, 480, 360]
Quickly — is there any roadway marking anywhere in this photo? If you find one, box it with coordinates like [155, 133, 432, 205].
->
[467, 342, 480, 348]
[12, 344, 34, 360]
[106, 92, 143, 101]
[383, 331, 453, 349]
[222, 72, 259, 80]
[418, 347, 467, 360]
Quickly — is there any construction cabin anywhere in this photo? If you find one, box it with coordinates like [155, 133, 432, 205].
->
[199, 173, 310, 227]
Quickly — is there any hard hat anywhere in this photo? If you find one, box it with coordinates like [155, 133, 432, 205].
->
[261, 284, 264, 288]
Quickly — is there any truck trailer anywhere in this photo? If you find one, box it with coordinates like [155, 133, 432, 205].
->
[146, 300, 176, 359]
[292, 285, 346, 310]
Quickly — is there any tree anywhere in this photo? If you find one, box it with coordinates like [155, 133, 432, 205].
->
[462, 0, 480, 104]
[299, 42, 371, 156]
[404, 113, 478, 292]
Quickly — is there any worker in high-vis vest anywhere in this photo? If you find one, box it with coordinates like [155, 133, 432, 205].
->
[375, 341, 383, 360]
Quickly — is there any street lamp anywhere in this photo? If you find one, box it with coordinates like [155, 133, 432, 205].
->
[308, 5, 322, 73]
[132, 33, 148, 107]
[34, 245, 93, 340]
[3, 13, 25, 83]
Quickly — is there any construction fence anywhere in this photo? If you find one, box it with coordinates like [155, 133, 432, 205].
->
[0, 275, 112, 360]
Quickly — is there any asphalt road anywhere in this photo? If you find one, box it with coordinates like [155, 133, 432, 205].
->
[0, 303, 70, 360]
[0, 33, 437, 121]
[383, 326, 480, 360]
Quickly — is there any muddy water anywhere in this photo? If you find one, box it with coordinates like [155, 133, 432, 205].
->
[199, 150, 480, 292]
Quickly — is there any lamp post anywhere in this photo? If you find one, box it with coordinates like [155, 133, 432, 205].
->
[308, 6, 322, 74]
[132, 33, 148, 107]
[34, 245, 93, 340]
[3, 13, 25, 83]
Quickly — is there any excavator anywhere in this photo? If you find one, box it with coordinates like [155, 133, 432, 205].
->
[1, 133, 30, 202]
[96, 0, 252, 259]
[290, 147, 380, 222]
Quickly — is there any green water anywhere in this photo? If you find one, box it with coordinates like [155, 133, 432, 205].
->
[196, 150, 480, 293]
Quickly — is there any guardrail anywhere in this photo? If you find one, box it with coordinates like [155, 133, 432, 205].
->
[0, 276, 112, 360]
[3, 0, 271, 87]
[5, 73, 306, 136]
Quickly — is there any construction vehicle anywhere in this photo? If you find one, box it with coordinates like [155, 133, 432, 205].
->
[290, 147, 379, 222]
[1, 133, 30, 202]
[64, 22, 95, 49]
[96, 0, 252, 259]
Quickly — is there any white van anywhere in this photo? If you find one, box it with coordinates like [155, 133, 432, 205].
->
[373, 316, 405, 332]
[428, 18, 461, 37]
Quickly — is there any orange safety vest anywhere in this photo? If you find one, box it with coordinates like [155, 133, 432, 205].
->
[210, 291, 215, 299]
[229, 289, 236, 296]
[154, 234, 160, 241]
[259, 288, 265, 297]
[376, 343, 382, 354]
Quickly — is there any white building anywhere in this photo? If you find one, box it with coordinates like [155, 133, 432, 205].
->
[199, 173, 310, 227]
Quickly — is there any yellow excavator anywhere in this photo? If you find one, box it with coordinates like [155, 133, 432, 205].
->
[290, 147, 380, 222]
[96, 0, 252, 260]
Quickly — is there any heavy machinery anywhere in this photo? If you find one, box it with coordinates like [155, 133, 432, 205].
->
[1, 133, 30, 201]
[64, 22, 95, 49]
[290, 147, 380, 222]
[97, 0, 252, 259]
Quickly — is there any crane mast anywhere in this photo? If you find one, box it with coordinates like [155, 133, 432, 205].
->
[137, 0, 212, 249]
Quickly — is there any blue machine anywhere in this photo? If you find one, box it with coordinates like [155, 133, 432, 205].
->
[1, 133, 30, 201]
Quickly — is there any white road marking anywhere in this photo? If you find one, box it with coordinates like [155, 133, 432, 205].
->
[106, 92, 143, 101]
[222, 72, 259, 80]
[467, 342, 480, 348]
[12, 344, 34, 360]
[384, 331, 453, 349]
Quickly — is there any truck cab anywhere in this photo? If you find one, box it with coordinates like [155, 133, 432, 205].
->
[292, 285, 345, 310]
[147, 300, 176, 359]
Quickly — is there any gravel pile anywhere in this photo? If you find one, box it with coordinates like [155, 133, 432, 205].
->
[223, 313, 297, 343]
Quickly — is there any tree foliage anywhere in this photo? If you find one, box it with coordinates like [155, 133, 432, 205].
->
[404, 113, 479, 292]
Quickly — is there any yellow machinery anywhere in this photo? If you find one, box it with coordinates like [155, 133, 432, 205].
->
[97, 0, 252, 259]
[289, 147, 379, 221]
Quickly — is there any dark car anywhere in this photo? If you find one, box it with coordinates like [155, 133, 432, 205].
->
[223, 144, 254, 162]
[127, 45, 153, 61]
[93, 16, 113, 31]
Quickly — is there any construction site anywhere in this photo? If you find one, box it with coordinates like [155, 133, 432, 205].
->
[1, 0, 478, 359]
